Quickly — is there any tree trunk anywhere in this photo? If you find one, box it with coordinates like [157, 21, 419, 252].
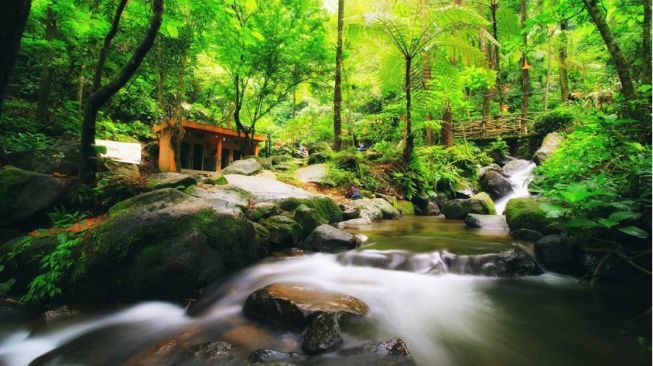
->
[490, 1, 503, 105]
[558, 20, 570, 103]
[403, 56, 413, 164]
[80, 0, 163, 182]
[0, 0, 32, 117]
[421, 50, 434, 145]
[171, 52, 187, 172]
[37, 5, 57, 126]
[544, 41, 552, 111]
[441, 102, 453, 148]
[333, 0, 344, 151]
[520, 0, 529, 135]
[643, 0, 651, 86]
[582, 0, 637, 101]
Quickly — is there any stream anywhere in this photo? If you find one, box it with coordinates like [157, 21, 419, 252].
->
[0, 215, 649, 366]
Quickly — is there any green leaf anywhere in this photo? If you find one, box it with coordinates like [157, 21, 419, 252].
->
[608, 211, 641, 222]
[165, 23, 179, 38]
[92, 144, 107, 154]
[618, 226, 649, 238]
[565, 217, 598, 229]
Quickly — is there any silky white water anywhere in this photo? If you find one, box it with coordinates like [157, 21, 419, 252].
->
[495, 162, 537, 215]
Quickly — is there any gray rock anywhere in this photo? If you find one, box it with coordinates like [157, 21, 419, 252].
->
[248, 349, 307, 363]
[534, 234, 576, 274]
[342, 206, 361, 220]
[453, 181, 475, 199]
[352, 198, 400, 221]
[480, 170, 513, 199]
[222, 158, 263, 175]
[337, 218, 374, 228]
[449, 248, 542, 277]
[0, 166, 74, 230]
[7, 131, 80, 175]
[511, 228, 545, 241]
[533, 132, 564, 164]
[464, 214, 508, 230]
[295, 164, 329, 184]
[478, 163, 502, 178]
[302, 224, 358, 253]
[425, 201, 440, 216]
[248, 202, 279, 221]
[366, 338, 411, 357]
[187, 340, 233, 362]
[147, 172, 196, 190]
[441, 196, 495, 220]
[302, 312, 343, 355]
[224, 174, 316, 203]
[502, 159, 531, 176]
[43, 306, 79, 324]
[187, 185, 250, 216]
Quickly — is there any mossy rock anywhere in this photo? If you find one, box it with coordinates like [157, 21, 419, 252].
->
[442, 197, 495, 220]
[505, 197, 557, 233]
[293, 204, 327, 237]
[308, 142, 333, 155]
[260, 215, 302, 249]
[334, 153, 359, 171]
[471, 192, 496, 215]
[247, 203, 279, 222]
[394, 200, 415, 216]
[278, 197, 342, 224]
[204, 175, 228, 185]
[0, 165, 73, 230]
[146, 172, 197, 190]
[71, 189, 267, 301]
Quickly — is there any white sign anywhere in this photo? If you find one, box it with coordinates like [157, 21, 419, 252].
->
[95, 139, 142, 165]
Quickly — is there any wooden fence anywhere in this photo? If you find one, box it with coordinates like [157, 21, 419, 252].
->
[453, 113, 539, 140]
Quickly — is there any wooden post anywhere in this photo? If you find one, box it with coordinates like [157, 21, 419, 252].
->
[215, 135, 223, 173]
[253, 143, 259, 157]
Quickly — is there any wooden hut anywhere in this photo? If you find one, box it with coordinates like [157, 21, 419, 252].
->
[154, 119, 265, 173]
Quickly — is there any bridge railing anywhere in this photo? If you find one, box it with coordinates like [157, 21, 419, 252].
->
[453, 112, 541, 140]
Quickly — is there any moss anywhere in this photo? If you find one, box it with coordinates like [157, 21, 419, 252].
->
[293, 204, 327, 236]
[205, 175, 228, 185]
[279, 197, 342, 224]
[0, 166, 25, 210]
[395, 200, 415, 216]
[261, 215, 302, 248]
[471, 192, 497, 215]
[505, 198, 555, 233]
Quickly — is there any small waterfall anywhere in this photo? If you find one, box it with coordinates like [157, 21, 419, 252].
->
[495, 162, 536, 215]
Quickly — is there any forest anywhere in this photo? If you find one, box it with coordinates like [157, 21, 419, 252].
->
[0, 0, 651, 365]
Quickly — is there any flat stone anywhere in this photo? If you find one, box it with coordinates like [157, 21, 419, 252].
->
[243, 282, 369, 330]
[295, 164, 329, 184]
[502, 159, 531, 176]
[147, 172, 196, 190]
[464, 214, 508, 230]
[222, 158, 263, 175]
[224, 174, 316, 203]
[188, 185, 250, 216]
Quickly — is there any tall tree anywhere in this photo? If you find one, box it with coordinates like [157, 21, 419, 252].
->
[519, 0, 529, 135]
[36, 3, 58, 126]
[643, 0, 651, 86]
[333, 0, 345, 151]
[581, 0, 637, 101]
[80, 0, 164, 181]
[0, 0, 32, 118]
[558, 19, 569, 102]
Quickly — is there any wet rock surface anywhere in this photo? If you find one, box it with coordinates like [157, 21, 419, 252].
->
[533, 132, 564, 164]
[534, 234, 576, 274]
[302, 312, 343, 354]
[480, 170, 513, 199]
[301, 224, 359, 253]
[243, 282, 369, 330]
[464, 214, 509, 230]
[147, 172, 197, 190]
[223, 158, 263, 176]
[248, 349, 307, 363]
[511, 228, 545, 241]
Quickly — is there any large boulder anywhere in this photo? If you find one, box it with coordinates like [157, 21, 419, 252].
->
[533, 132, 564, 165]
[293, 204, 327, 237]
[480, 170, 513, 199]
[261, 215, 302, 249]
[534, 234, 576, 274]
[442, 193, 496, 220]
[395, 200, 415, 216]
[308, 142, 333, 155]
[243, 282, 369, 330]
[71, 189, 267, 300]
[352, 198, 400, 221]
[7, 131, 80, 175]
[147, 172, 196, 190]
[279, 197, 343, 224]
[502, 159, 532, 176]
[505, 197, 557, 233]
[464, 214, 508, 230]
[0, 166, 73, 230]
[511, 228, 545, 241]
[453, 180, 475, 199]
[301, 224, 359, 253]
[187, 185, 250, 216]
[222, 158, 263, 175]
[478, 164, 502, 178]
[224, 174, 315, 202]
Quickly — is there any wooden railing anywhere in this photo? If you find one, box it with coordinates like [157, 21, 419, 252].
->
[453, 113, 539, 140]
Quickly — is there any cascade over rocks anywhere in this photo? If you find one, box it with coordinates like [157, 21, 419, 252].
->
[71, 188, 267, 301]
[0, 166, 74, 230]
[248, 349, 307, 363]
[243, 282, 369, 330]
[222, 158, 263, 175]
[533, 132, 564, 164]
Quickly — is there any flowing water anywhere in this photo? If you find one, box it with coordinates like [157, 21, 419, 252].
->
[495, 162, 537, 215]
[0, 217, 649, 366]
